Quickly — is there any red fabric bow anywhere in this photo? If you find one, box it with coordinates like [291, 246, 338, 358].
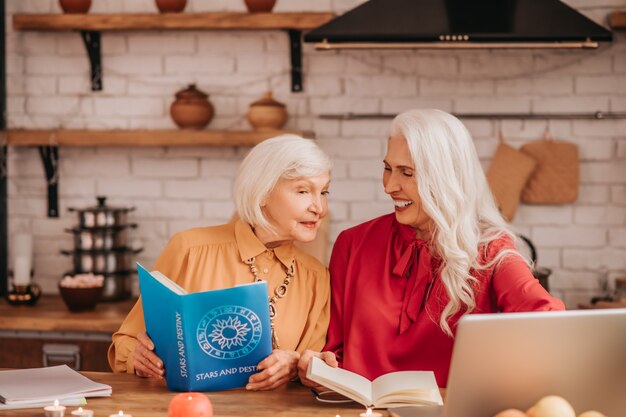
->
[392, 239, 437, 334]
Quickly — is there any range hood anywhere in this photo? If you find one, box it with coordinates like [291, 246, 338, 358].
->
[304, 0, 613, 50]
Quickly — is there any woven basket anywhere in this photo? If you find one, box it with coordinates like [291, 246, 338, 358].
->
[520, 132, 579, 204]
[486, 134, 537, 221]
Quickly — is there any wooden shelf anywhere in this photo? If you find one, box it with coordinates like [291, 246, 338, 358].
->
[610, 11, 626, 29]
[12, 12, 334, 31]
[11, 12, 335, 92]
[6, 129, 308, 147]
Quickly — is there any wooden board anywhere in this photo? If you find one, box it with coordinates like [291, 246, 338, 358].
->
[13, 12, 334, 31]
[5, 129, 309, 147]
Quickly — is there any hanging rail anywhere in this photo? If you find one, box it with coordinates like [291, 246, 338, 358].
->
[320, 111, 626, 120]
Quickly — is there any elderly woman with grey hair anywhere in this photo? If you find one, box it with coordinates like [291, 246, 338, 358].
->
[109, 135, 332, 391]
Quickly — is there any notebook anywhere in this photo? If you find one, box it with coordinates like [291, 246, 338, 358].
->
[391, 309, 626, 417]
[0, 365, 112, 409]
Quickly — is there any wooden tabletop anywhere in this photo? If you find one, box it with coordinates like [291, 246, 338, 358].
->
[0, 296, 136, 333]
[3, 371, 367, 417]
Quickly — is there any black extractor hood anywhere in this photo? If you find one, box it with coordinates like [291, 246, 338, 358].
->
[304, 0, 613, 49]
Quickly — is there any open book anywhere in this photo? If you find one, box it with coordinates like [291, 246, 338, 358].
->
[0, 365, 111, 410]
[306, 357, 443, 409]
[138, 263, 272, 392]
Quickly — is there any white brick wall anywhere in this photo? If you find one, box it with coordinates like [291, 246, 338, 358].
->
[5, 0, 626, 306]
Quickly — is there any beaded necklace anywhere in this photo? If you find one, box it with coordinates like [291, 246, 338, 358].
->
[244, 256, 295, 349]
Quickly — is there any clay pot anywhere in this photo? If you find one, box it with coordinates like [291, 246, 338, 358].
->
[170, 84, 215, 130]
[247, 92, 288, 131]
[244, 0, 277, 13]
[59, 0, 92, 14]
[155, 0, 187, 13]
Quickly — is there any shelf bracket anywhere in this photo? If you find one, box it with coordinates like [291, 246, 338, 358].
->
[287, 29, 303, 93]
[80, 30, 102, 91]
[38, 146, 59, 218]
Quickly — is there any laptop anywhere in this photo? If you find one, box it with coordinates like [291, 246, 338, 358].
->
[391, 309, 626, 417]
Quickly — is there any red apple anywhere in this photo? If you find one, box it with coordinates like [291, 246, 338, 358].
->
[168, 392, 213, 417]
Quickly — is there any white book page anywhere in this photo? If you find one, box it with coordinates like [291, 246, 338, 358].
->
[372, 371, 443, 407]
[0, 365, 111, 404]
[307, 357, 372, 405]
[152, 271, 187, 295]
[0, 397, 86, 410]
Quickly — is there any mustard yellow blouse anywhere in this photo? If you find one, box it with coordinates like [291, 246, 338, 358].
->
[108, 220, 330, 374]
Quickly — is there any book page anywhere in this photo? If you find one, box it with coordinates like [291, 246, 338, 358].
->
[307, 357, 372, 406]
[152, 270, 187, 295]
[372, 371, 443, 407]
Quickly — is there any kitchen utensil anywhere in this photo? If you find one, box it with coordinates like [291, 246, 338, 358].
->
[155, 0, 186, 13]
[244, 0, 277, 13]
[101, 271, 135, 301]
[521, 130, 579, 204]
[66, 225, 137, 251]
[246, 92, 288, 131]
[517, 234, 551, 291]
[61, 248, 142, 274]
[58, 282, 103, 312]
[68, 196, 135, 228]
[170, 84, 214, 129]
[486, 131, 537, 221]
[59, 0, 91, 14]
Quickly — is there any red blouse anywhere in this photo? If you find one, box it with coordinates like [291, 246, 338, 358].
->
[324, 214, 565, 387]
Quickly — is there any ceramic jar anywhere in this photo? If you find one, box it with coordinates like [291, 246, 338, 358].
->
[155, 0, 187, 13]
[170, 84, 215, 130]
[246, 92, 288, 131]
[59, 0, 92, 14]
[244, 0, 277, 13]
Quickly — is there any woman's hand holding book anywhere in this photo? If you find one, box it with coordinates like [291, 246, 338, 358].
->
[297, 350, 338, 389]
[246, 349, 300, 391]
[133, 331, 164, 379]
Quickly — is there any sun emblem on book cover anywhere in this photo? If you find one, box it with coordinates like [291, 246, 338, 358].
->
[196, 305, 263, 359]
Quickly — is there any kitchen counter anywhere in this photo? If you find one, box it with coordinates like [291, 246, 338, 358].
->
[0, 296, 136, 371]
[578, 300, 626, 310]
[0, 295, 136, 333]
[3, 372, 368, 417]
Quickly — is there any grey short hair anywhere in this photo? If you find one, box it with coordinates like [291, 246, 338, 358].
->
[234, 134, 331, 230]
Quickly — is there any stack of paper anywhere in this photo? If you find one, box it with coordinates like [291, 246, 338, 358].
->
[0, 365, 112, 410]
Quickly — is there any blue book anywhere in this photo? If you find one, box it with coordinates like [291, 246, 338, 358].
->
[137, 263, 272, 392]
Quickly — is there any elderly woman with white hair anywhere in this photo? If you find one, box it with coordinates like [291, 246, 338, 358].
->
[109, 135, 332, 391]
[298, 109, 564, 388]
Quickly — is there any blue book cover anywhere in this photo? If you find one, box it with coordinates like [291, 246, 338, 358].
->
[137, 263, 272, 392]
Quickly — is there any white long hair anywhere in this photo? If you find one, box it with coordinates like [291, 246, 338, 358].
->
[390, 109, 522, 336]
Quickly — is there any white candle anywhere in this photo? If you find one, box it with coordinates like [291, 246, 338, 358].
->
[13, 256, 31, 286]
[359, 408, 383, 417]
[13, 233, 33, 257]
[44, 400, 66, 417]
[109, 411, 132, 417]
[71, 407, 94, 417]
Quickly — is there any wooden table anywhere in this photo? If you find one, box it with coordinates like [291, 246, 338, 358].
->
[3, 371, 368, 417]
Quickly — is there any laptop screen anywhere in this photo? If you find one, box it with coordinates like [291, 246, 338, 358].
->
[442, 309, 626, 417]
